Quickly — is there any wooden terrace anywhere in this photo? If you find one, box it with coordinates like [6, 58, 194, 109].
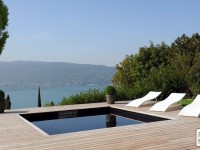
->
[0, 101, 199, 150]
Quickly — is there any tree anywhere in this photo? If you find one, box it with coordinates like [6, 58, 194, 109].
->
[112, 42, 169, 87]
[170, 33, 200, 96]
[170, 33, 200, 68]
[112, 33, 200, 99]
[0, 0, 9, 55]
[189, 52, 200, 95]
[38, 87, 41, 107]
[5, 94, 11, 109]
[112, 42, 170, 99]
[112, 54, 137, 86]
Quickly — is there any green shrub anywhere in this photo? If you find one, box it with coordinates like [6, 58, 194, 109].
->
[105, 86, 116, 95]
[56, 89, 106, 106]
[45, 101, 54, 107]
[115, 86, 136, 100]
[0, 89, 5, 99]
[115, 83, 153, 101]
[115, 86, 127, 100]
[148, 66, 189, 99]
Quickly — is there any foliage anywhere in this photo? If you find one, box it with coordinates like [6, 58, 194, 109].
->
[5, 94, 11, 109]
[187, 52, 200, 95]
[105, 86, 116, 95]
[45, 101, 54, 107]
[112, 42, 169, 87]
[115, 86, 127, 100]
[147, 66, 189, 99]
[57, 89, 105, 106]
[113, 33, 200, 99]
[38, 87, 41, 107]
[169, 33, 200, 97]
[0, 89, 5, 99]
[0, 0, 9, 55]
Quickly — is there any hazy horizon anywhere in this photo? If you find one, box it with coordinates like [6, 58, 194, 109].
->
[0, 60, 115, 67]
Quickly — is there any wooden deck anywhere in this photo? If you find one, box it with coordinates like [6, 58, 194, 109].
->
[0, 101, 199, 150]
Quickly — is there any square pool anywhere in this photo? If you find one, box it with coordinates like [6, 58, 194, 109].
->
[20, 107, 168, 135]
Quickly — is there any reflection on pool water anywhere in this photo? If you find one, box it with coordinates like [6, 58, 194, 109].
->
[33, 114, 142, 135]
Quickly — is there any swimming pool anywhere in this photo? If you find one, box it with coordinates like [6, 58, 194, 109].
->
[20, 107, 168, 135]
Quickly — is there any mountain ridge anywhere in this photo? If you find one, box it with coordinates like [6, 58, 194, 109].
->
[0, 60, 114, 67]
[0, 61, 116, 87]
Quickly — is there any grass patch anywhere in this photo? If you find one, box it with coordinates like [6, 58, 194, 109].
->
[179, 99, 193, 106]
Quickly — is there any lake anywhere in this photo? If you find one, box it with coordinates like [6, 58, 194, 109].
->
[2, 85, 106, 109]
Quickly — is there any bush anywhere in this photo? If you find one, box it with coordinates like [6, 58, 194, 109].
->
[0, 89, 5, 99]
[148, 66, 189, 99]
[57, 89, 106, 106]
[115, 86, 137, 100]
[115, 86, 127, 100]
[45, 101, 54, 107]
[115, 81, 154, 101]
[105, 86, 116, 95]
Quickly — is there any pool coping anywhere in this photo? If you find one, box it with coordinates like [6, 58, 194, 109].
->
[18, 105, 170, 136]
[17, 114, 49, 136]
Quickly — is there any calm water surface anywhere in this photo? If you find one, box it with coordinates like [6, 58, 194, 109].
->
[2, 85, 106, 109]
[33, 114, 142, 135]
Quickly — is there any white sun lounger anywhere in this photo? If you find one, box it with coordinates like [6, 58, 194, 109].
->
[125, 91, 161, 108]
[178, 95, 200, 118]
[149, 93, 186, 112]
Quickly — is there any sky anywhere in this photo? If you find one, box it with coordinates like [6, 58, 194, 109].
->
[1, 0, 200, 66]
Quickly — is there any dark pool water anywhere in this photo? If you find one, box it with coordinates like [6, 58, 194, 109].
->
[33, 114, 142, 135]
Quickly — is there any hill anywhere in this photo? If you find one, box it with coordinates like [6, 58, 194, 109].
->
[0, 61, 115, 87]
